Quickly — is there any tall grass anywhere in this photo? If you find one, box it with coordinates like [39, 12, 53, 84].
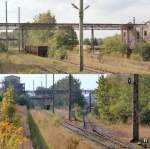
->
[28, 112, 51, 149]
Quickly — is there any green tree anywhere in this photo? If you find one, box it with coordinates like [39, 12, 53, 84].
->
[102, 35, 128, 56]
[96, 75, 132, 123]
[50, 76, 84, 108]
[48, 28, 78, 51]
[26, 11, 56, 45]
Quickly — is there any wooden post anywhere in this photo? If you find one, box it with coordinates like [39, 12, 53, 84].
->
[79, 0, 84, 71]
[69, 74, 72, 120]
[52, 74, 55, 113]
[89, 92, 92, 112]
[132, 74, 139, 142]
[18, 7, 21, 52]
[5, 1, 8, 51]
[91, 27, 94, 52]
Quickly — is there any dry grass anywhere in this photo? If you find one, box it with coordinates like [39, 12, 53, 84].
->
[30, 109, 101, 149]
[16, 105, 32, 149]
[88, 114, 150, 143]
[67, 52, 150, 74]
[0, 50, 90, 73]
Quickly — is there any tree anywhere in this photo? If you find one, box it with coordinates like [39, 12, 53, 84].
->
[84, 38, 91, 45]
[96, 76, 111, 121]
[96, 75, 132, 123]
[50, 76, 84, 108]
[102, 34, 128, 56]
[48, 28, 78, 51]
[26, 11, 56, 45]
[1, 87, 16, 122]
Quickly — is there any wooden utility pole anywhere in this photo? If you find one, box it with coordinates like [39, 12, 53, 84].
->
[132, 74, 139, 142]
[45, 74, 47, 89]
[52, 74, 55, 113]
[18, 7, 21, 52]
[89, 92, 92, 112]
[79, 0, 84, 71]
[5, 1, 8, 51]
[91, 27, 94, 52]
[69, 74, 72, 120]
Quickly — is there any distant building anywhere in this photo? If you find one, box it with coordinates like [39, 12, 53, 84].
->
[2, 75, 25, 94]
[122, 21, 150, 49]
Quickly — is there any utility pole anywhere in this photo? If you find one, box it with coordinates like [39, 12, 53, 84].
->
[52, 74, 55, 113]
[33, 80, 35, 94]
[68, 74, 72, 121]
[132, 74, 139, 142]
[89, 92, 92, 112]
[72, 0, 90, 72]
[45, 74, 47, 89]
[5, 1, 8, 51]
[79, 0, 84, 71]
[18, 7, 21, 52]
[128, 74, 140, 142]
[91, 27, 94, 52]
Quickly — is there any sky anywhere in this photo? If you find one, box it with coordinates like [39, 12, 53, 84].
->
[0, 0, 150, 38]
[0, 74, 101, 91]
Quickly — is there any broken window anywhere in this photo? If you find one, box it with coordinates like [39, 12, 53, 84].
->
[144, 31, 147, 36]
[137, 31, 140, 40]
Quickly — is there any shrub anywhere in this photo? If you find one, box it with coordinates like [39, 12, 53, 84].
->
[0, 122, 28, 149]
[140, 108, 150, 125]
[135, 42, 150, 61]
[16, 94, 28, 106]
[0, 42, 7, 52]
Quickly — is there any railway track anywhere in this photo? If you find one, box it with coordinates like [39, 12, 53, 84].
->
[63, 121, 137, 149]
[54, 58, 109, 74]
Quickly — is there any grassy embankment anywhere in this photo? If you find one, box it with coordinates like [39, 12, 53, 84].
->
[0, 49, 150, 73]
[29, 109, 101, 149]
[88, 114, 150, 145]
[67, 51, 150, 74]
[0, 49, 90, 73]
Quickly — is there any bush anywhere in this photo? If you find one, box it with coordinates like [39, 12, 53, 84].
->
[16, 94, 28, 106]
[140, 108, 150, 125]
[0, 42, 7, 52]
[135, 42, 150, 61]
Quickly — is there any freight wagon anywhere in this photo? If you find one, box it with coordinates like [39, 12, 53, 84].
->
[24, 46, 48, 57]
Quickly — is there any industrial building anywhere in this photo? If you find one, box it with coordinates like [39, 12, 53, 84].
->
[122, 21, 150, 49]
[2, 75, 25, 94]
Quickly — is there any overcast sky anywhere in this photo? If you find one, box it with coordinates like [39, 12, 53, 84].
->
[0, 0, 150, 37]
[0, 74, 100, 90]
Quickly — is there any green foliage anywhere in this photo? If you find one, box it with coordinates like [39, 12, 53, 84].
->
[50, 76, 84, 108]
[26, 11, 56, 45]
[96, 75, 132, 123]
[135, 42, 150, 61]
[48, 28, 78, 51]
[16, 94, 28, 106]
[84, 38, 91, 45]
[140, 108, 150, 125]
[0, 42, 7, 52]
[28, 112, 50, 149]
[96, 75, 150, 124]
[1, 87, 16, 122]
[102, 35, 128, 56]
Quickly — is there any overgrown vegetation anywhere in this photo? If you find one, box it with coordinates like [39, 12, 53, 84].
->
[28, 112, 49, 149]
[135, 42, 150, 61]
[96, 75, 150, 124]
[0, 42, 7, 52]
[0, 87, 28, 149]
[24, 11, 78, 60]
[102, 35, 130, 57]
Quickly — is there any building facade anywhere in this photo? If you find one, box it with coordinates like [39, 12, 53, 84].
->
[2, 75, 25, 94]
